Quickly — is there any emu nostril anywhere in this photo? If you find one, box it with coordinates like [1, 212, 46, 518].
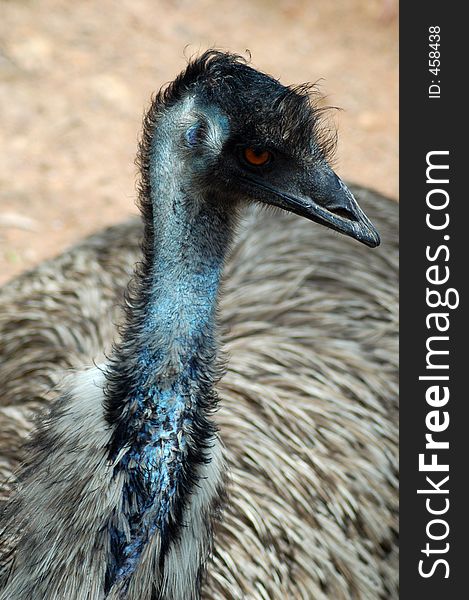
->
[330, 207, 358, 221]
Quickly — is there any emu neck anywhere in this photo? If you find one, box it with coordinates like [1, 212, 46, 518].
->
[104, 123, 234, 595]
[145, 198, 228, 369]
[132, 99, 234, 380]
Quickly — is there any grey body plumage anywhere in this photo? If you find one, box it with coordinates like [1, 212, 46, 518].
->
[0, 52, 397, 599]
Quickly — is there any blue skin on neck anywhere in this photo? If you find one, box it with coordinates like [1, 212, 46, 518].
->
[106, 199, 226, 591]
[109, 377, 191, 584]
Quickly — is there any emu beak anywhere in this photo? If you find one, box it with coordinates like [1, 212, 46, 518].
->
[255, 165, 380, 248]
[302, 166, 380, 248]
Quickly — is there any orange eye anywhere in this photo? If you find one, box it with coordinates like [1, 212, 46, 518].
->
[243, 148, 272, 166]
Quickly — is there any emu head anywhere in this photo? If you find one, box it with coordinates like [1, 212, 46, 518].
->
[140, 50, 380, 248]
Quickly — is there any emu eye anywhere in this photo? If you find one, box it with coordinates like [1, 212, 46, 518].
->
[243, 148, 272, 166]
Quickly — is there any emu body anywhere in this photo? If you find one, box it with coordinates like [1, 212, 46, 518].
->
[0, 52, 396, 599]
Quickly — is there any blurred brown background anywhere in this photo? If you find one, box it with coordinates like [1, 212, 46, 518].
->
[0, 0, 398, 286]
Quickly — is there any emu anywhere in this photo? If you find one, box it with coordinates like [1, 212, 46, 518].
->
[0, 51, 398, 599]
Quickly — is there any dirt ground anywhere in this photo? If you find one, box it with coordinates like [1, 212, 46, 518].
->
[0, 0, 398, 286]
